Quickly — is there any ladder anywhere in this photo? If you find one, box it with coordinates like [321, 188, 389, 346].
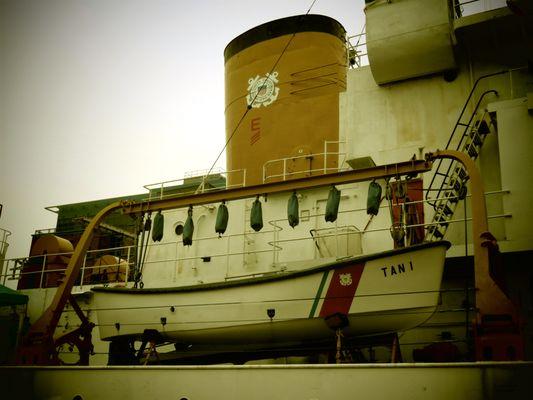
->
[425, 71, 509, 241]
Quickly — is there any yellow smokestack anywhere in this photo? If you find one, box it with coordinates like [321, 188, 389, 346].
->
[224, 15, 347, 186]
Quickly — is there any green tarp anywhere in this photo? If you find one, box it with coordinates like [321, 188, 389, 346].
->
[0, 284, 28, 307]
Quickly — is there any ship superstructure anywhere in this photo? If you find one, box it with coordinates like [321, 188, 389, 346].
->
[1, 0, 533, 397]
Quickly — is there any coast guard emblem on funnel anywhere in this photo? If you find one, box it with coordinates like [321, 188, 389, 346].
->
[246, 72, 280, 108]
[339, 273, 352, 286]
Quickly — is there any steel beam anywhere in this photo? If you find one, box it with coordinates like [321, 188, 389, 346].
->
[121, 158, 432, 215]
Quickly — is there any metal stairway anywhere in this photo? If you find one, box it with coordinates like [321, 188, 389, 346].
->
[425, 72, 508, 241]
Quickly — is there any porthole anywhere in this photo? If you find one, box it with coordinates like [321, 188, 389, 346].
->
[175, 223, 184, 236]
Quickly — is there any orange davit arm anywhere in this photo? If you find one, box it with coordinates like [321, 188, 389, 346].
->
[427, 150, 523, 361]
[427, 150, 518, 316]
[17, 201, 125, 364]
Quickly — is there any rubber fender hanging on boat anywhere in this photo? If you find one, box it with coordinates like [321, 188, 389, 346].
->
[367, 180, 382, 216]
[215, 202, 229, 235]
[250, 197, 263, 232]
[287, 192, 299, 228]
[152, 211, 164, 242]
[325, 186, 341, 222]
[183, 207, 194, 246]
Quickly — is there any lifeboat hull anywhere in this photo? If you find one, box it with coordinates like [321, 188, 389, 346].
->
[92, 241, 449, 345]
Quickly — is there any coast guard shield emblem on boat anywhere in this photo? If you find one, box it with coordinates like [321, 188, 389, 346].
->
[246, 72, 280, 108]
[339, 273, 352, 287]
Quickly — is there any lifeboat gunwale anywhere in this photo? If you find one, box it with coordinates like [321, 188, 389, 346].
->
[92, 241, 450, 295]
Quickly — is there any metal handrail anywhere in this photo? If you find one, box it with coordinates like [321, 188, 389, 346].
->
[2, 243, 135, 288]
[452, 0, 507, 19]
[262, 141, 347, 183]
[347, 25, 368, 68]
[264, 165, 350, 182]
[196, 169, 247, 194]
[0, 228, 10, 251]
[183, 167, 225, 179]
[0, 228, 11, 282]
[263, 151, 346, 182]
[143, 168, 246, 200]
[4, 209, 511, 286]
[0, 227, 12, 238]
[425, 70, 510, 205]
[426, 94, 493, 207]
[3, 189, 510, 288]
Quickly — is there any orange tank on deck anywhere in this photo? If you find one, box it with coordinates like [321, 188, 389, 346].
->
[18, 234, 73, 289]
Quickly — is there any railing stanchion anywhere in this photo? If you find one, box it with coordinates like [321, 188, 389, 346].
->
[324, 141, 328, 174]
[2, 259, 8, 285]
[80, 254, 87, 290]
[39, 254, 46, 289]
[125, 246, 131, 285]
[226, 235, 231, 278]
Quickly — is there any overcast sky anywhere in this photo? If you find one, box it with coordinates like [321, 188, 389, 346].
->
[0, 0, 365, 259]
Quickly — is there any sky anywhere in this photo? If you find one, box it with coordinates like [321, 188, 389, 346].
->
[0, 0, 366, 259]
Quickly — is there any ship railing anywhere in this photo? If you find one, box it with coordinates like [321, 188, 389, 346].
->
[451, 0, 509, 19]
[347, 27, 368, 68]
[2, 223, 362, 287]
[183, 167, 225, 179]
[265, 189, 509, 265]
[425, 67, 527, 212]
[262, 141, 348, 183]
[346, 2, 510, 63]
[125, 226, 365, 280]
[1, 244, 135, 291]
[266, 210, 361, 263]
[0, 227, 12, 245]
[0, 227, 12, 280]
[345, 0, 507, 66]
[34, 219, 135, 238]
[143, 168, 246, 201]
[107, 190, 510, 280]
[34, 228, 57, 235]
[1, 189, 511, 288]
[309, 226, 362, 258]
